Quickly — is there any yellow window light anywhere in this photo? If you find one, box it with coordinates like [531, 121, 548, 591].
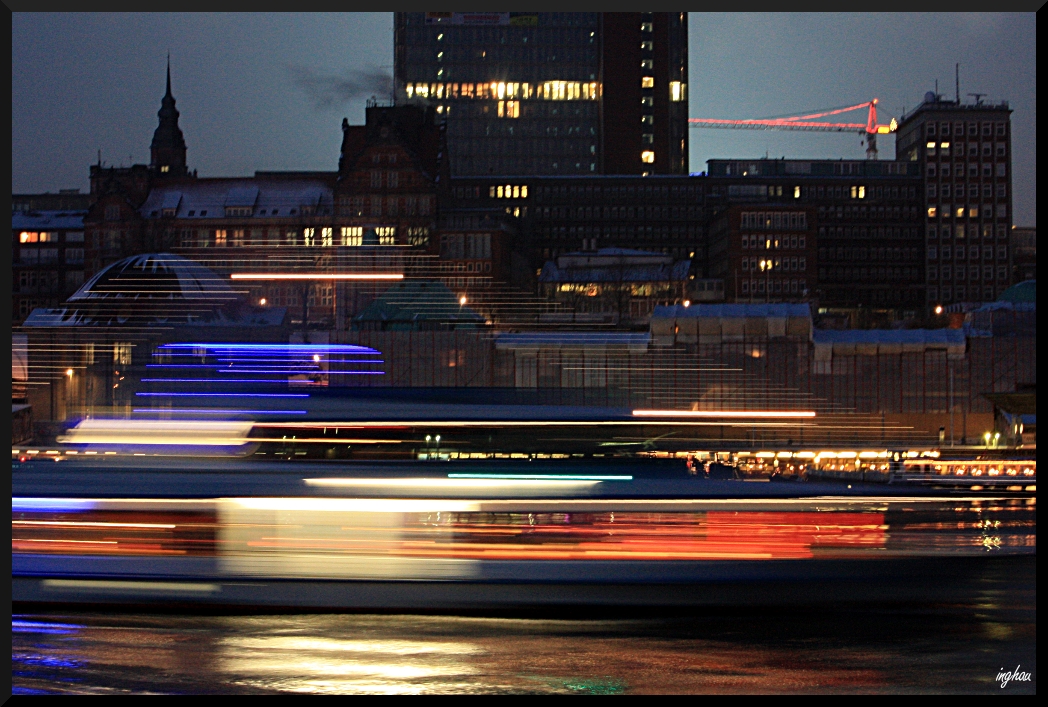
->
[641, 151, 655, 164]
[641, 76, 654, 89]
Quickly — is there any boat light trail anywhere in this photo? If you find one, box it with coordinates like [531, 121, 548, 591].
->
[447, 473, 632, 481]
[135, 392, 310, 398]
[633, 409, 816, 419]
[303, 478, 604, 489]
[231, 273, 404, 281]
[133, 409, 308, 415]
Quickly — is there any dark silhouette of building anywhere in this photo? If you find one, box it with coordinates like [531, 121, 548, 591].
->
[394, 12, 688, 176]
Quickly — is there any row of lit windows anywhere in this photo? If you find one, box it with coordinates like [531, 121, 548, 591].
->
[407, 80, 600, 101]
[740, 279, 807, 295]
[927, 205, 1006, 219]
[924, 141, 1007, 157]
[740, 212, 809, 230]
[742, 235, 807, 250]
[928, 184, 1007, 198]
[190, 227, 401, 248]
[928, 266, 1008, 281]
[18, 231, 83, 243]
[927, 163, 1006, 178]
[928, 225, 1008, 240]
[927, 245, 1008, 261]
[926, 121, 1007, 137]
[741, 257, 806, 272]
[490, 184, 529, 199]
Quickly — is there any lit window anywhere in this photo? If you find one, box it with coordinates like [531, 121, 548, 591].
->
[641, 115, 654, 125]
[858, 186, 865, 199]
[521, 185, 528, 198]
[160, 165, 170, 173]
[956, 207, 965, 218]
[489, 186, 496, 198]
[641, 59, 653, 70]
[669, 81, 685, 102]
[793, 186, 800, 199]
[641, 76, 654, 89]
[641, 22, 653, 32]
[340, 226, 362, 246]
[927, 207, 938, 218]
[215, 229, 227, 247]
[497, 186, 504, 198]
[641, 151, 655, 164]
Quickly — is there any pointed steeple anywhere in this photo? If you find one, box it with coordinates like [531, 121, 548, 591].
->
[150, 56, 188, 176]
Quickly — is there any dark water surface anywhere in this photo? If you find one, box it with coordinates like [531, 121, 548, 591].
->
[13, 561, 1036, 694]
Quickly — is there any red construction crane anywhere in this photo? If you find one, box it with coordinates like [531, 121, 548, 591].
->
[689, 99, 897, 160]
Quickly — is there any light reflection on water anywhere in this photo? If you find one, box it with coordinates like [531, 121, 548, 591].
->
[12, 560, 1036, 695]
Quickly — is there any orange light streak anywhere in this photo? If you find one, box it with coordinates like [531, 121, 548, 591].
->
[230, 273, 404, 281]
[633, 409, 816, 419]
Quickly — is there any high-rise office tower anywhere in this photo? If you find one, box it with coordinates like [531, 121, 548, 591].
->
[394, 12, 688, 177]
[894, 93, 1013, 307]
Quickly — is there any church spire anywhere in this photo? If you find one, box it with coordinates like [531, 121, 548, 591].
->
[150, 56, 187, 176]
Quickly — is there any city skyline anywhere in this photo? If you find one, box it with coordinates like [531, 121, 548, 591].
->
[11, 11, 1037, 226]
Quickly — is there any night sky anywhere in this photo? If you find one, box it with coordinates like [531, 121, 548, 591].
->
[11, 12, 1037, 226]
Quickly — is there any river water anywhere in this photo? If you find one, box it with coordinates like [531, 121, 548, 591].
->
[12, 559, 1036, 695]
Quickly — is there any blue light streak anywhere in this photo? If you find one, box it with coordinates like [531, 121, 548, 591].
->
[133, 409, 308, 414]
[135, 392, 310, 398]
[13, 498, 97, 512]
